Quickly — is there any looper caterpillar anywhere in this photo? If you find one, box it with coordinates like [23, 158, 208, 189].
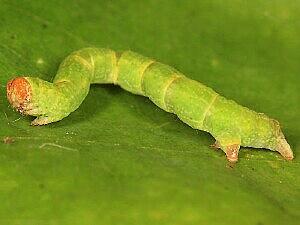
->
[6, 48, 294, 162]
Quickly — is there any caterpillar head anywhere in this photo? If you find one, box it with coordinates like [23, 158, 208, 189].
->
[6, 77, 68, 125]
[7, 77, 33, 115]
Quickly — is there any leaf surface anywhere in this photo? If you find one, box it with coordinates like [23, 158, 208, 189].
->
[0, 0, 299, 224]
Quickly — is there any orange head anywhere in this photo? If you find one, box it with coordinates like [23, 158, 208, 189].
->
[6, 77, 32, 114]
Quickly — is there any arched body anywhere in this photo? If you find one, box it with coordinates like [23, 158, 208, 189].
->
[6, 48, 293, 162]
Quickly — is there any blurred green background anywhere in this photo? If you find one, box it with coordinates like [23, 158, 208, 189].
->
[0, 0, 299, 224]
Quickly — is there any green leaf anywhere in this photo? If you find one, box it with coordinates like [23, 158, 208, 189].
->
[0, 0, 299, 224]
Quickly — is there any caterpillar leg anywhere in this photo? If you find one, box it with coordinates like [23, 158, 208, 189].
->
[31, 116, 59, 126]
[7, 77, 79, 125]
[215, 137, 241, 162]
[210, 141, 221, 149]
[211, 140, 240, 162]
[224, 144, 240, 162]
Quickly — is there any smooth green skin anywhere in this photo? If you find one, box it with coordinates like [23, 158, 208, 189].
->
[0, 0, 299, 225]
[23, 48, 287, 158]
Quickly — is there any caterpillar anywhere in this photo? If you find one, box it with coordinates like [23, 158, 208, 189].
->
[6, 48, 294, 162]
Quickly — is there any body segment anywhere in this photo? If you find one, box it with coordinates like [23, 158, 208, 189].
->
[6, 48, 294, 162]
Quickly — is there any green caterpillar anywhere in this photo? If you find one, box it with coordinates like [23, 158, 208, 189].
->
[6, 48, 293, 162]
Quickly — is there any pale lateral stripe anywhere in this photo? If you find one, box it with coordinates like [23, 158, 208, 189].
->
[200, 93, 219, 126]
[139, 60, 155, 93]
[89, 51, 95, 80]
[162, 74, 181, 110]
[73, 55, 93, 71]
[111, 51, 119, 84]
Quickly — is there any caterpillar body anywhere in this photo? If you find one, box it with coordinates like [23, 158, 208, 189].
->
[6, 48, 294, 162]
